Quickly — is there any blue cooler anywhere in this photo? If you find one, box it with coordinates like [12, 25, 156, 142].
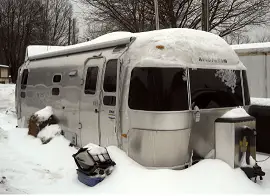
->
[77, 169, 104, 187]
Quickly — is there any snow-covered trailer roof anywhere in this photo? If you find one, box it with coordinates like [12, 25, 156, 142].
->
[231, 42, 270, 55]
[25, 45, 65, 62]
[29, 28, 246, 70]
[28, 37, 135, 61]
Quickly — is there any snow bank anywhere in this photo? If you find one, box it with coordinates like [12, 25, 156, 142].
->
[0, 84, 16, 115]
[221, 107, 250, 118]
[251, 97, 270, 106]
[1, 127, 264, 194]
[34, 106, 53, 122]
[37, 124, 62, 144]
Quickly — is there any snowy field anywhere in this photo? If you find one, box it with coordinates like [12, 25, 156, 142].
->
[1, 84, 270, 194]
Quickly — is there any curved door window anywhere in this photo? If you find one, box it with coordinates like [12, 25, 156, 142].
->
[103, 59, 117, 92]
[84, 67, 98, 95]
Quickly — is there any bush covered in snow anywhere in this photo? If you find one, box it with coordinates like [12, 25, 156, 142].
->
[28, 106, 61, 144]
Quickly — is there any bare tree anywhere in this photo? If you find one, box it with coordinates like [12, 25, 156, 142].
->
[38, 0, 77, 45]
[0, 0, 78, 83]
[81, 0, 155, 34]
[81, 0, 270, 39]
[224, 30, 252, 45]
[84, 21, 119, 40]
[0, 0, 44, 82]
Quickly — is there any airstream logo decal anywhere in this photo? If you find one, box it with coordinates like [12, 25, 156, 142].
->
[199, 57, 227, 64]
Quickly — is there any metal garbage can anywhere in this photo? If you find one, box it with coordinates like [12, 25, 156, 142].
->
[214, 116, 256, 168]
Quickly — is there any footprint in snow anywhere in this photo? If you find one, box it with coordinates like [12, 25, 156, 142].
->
[32, 168, 62, 180]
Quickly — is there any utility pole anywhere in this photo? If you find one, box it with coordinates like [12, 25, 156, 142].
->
[68, 18, 71, 45]
[202, 0, 209, 32]
[154, 0, 159, 30]
[72, 18, 76, 44]
[45, 0, 49, 45]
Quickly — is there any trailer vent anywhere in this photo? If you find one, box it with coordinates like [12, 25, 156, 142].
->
[69, 70, 77, 77]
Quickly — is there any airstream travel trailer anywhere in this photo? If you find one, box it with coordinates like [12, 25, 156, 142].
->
[16, 28, 259, 172]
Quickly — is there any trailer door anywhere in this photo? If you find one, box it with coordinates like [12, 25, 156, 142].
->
[80, 57, 105, 146]
[99, 59, 119, 147]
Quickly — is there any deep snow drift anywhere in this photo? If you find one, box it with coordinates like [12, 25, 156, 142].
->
[1, 84, 270, 194]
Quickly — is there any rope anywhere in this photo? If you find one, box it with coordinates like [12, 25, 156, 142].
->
[256, 156, 270, 163]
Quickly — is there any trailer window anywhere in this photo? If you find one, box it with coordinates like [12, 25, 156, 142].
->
[103, 96, 116, 106]
[103, 59, 117, 92]
[52, 88, 60, 96]
[128, 67, 188, 111]
[53, 75, 61, 83]
[20, 92, 26, 98]
[21, 69, 29, 89]
[189, 68, 245, 109]
[85, 67, 98, 95]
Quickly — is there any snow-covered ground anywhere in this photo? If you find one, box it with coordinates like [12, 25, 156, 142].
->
[1, 84, 270, 194]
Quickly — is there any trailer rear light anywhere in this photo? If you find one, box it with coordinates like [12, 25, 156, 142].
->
[121, 134, 127, 138]
[156, 45, 165, 50]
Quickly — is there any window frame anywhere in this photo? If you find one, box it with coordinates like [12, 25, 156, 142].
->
[52, 87, 60, 96]
[127, 67, 248, 112]
[102, 59, 118, 93]
[103, 95, 116, 106]
[84, 66, 99, 95]
[21, 69, 29, 90]
[188, 68, 246, 111]
[52, 74, 62, 83]
[127, 66, 190, 112]
[101, 59, 119, 107]
[241, 70, 250, 106]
